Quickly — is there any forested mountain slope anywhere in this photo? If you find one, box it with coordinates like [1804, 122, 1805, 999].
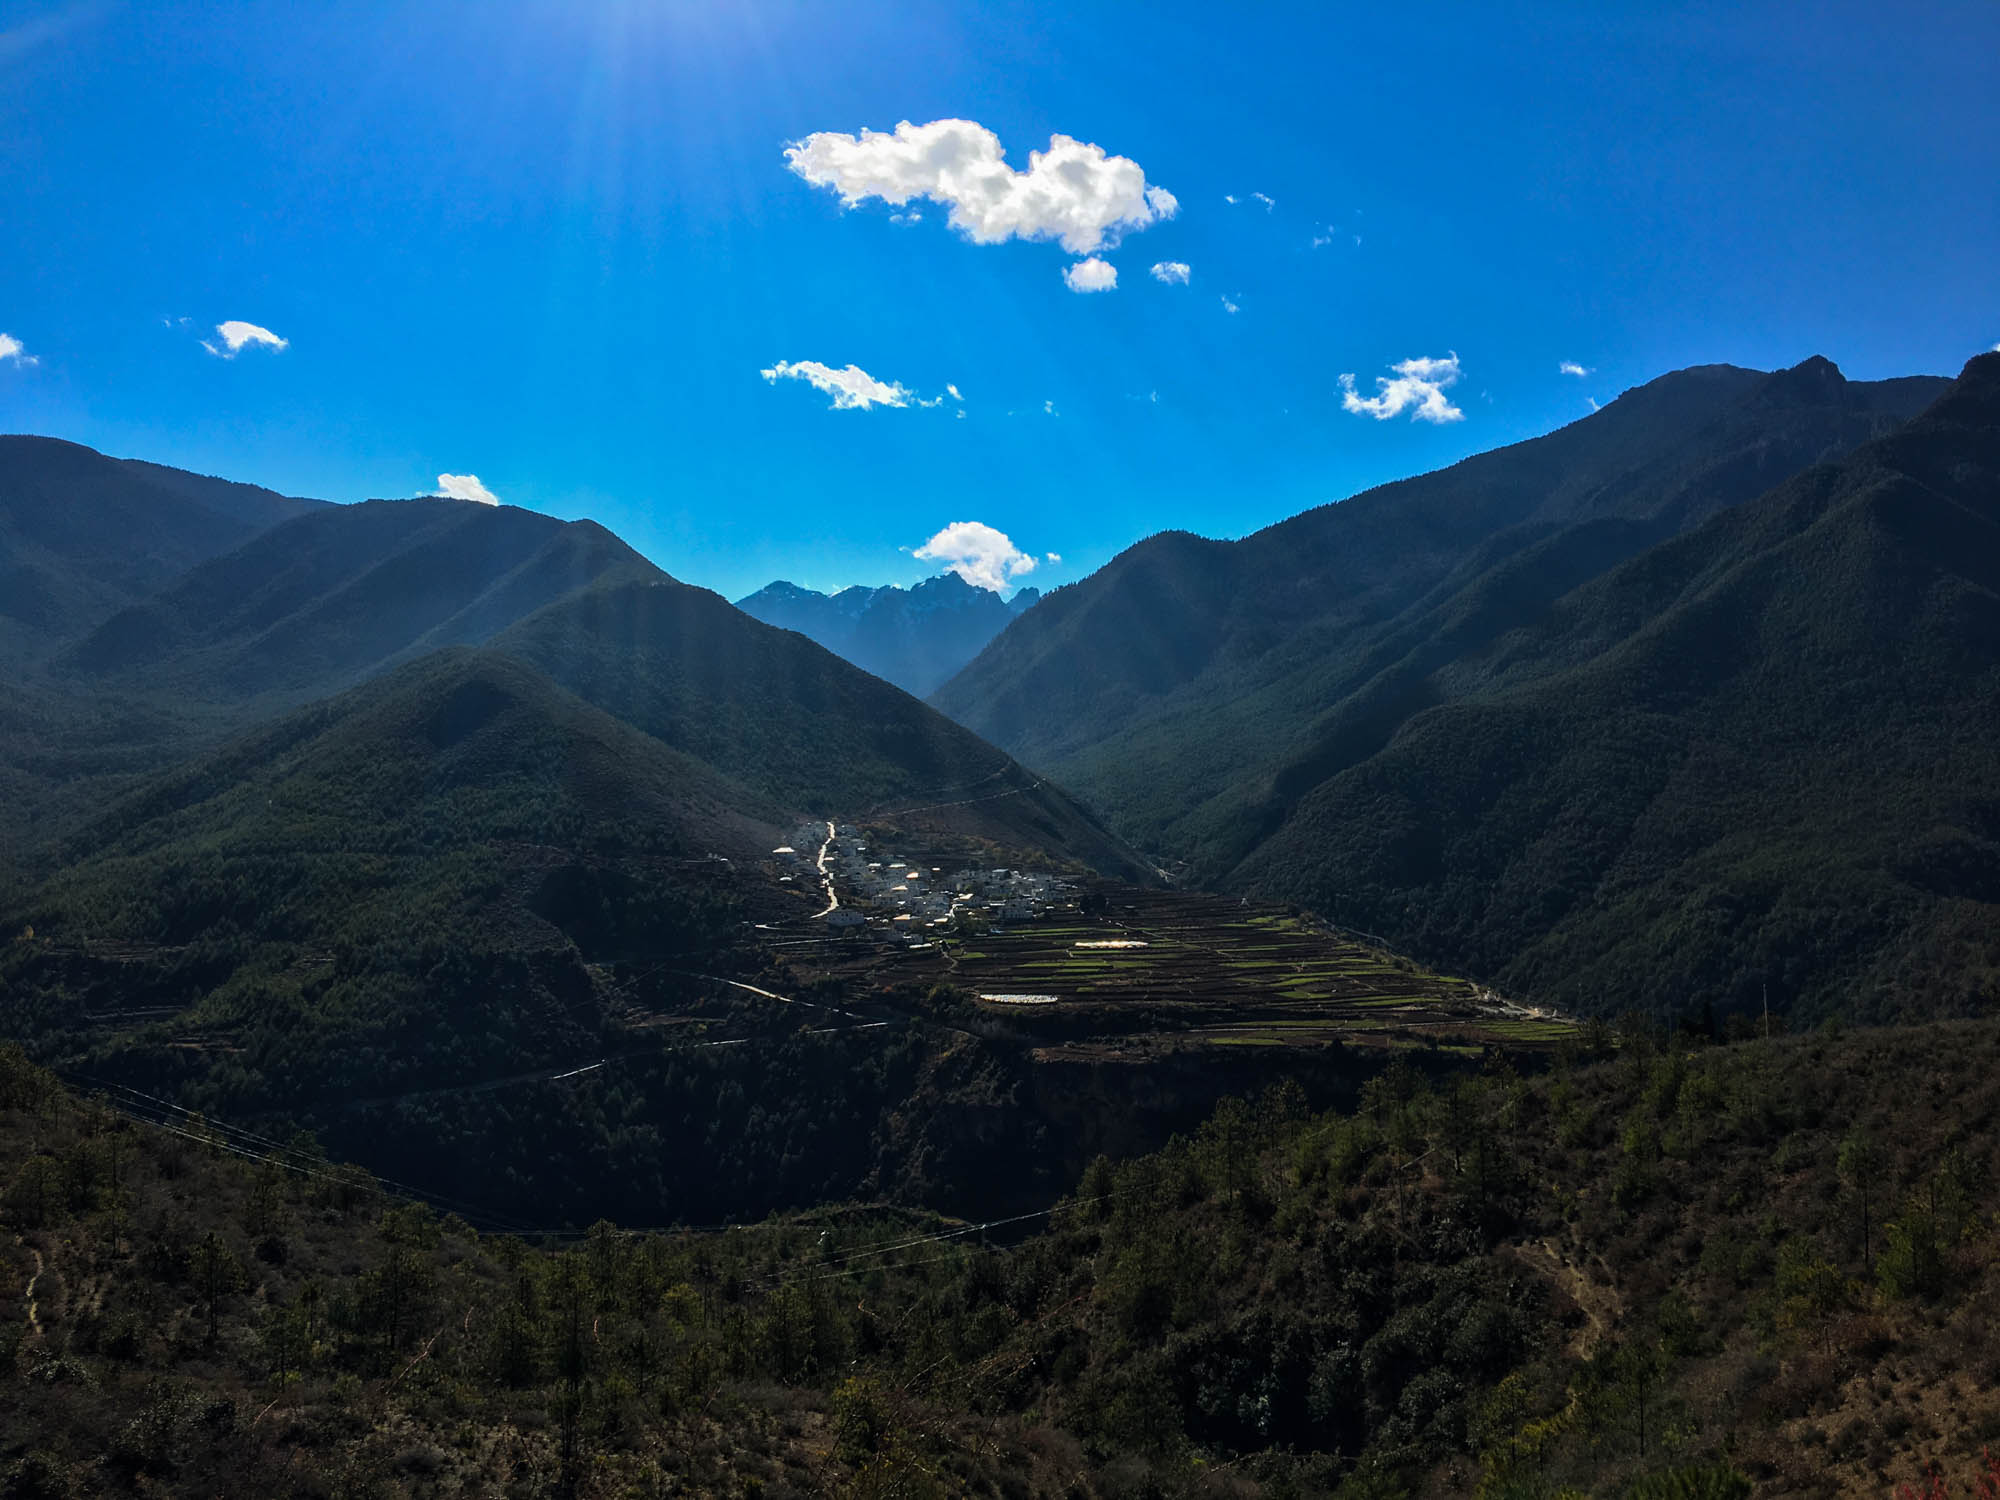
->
[3, 648, 774, 1096]
[57, 496, 660, 704]
[5, 1015, 1998, 1498]
[4, 480, 1140, 879]
[934, 360, 1948, 869]
[738, 573, 1041, 696]
[493, 576, 1143, 873]
[0, 436, 324, 667]
[1235, 353, 2000, 1024]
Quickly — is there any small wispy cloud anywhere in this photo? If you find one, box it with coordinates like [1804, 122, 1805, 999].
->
[0, 2, 107, 67]
[761, 358, 930, 410]
[1062, 256, 1118, 293]
[1220, 294, 1241, 315]
[1251, 191, 1275, 211]
[1559, 360, 1593, 377]
[1043, 399, 1058, 417]
[1338, 353, 1465, 424]
[946, 384, 963, 401]
[784, 118, 1176, 255]
[203, 320, 288, 358]
[0, 333, 38, 368]
[1045, 551, 1062, 564]
[914, 521, 1040, 593]
[435, 473, 500, 505]
[1150, 260, 1190, 285]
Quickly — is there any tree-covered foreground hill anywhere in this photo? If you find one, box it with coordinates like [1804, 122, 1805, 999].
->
[2, 1015, 1997, 1498]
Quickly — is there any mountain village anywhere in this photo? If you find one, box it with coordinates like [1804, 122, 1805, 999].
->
[772, 822, 1078, 943]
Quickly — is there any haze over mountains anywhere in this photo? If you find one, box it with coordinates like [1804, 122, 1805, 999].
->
[737, 572, 1041, 696]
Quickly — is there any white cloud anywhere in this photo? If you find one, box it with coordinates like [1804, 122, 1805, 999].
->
[889, 210, 922, 225]
[783, 118, 1176, 255]
[913, 521, 1039, 593]
[1251, 191, 1275, 211]
[946, 384, 963, 401]
[1587, 396, 1601, 411]
[761, 358, 922, 410]
[1220, 294, 1240, 315]
[203, 320, 288, 358]
[1045, 552, 1062, 564]
[1062, 257, 1118, 293]
[1339, 353, 1465, 424]
[0, 333, 38, 368]
[1043, 399, 1058, 417]
[435, 473, 500, 505]
[1223, 194, 1238, 205]
[1559, 360, 1592, 377]
[1150, 260, 1191, 285]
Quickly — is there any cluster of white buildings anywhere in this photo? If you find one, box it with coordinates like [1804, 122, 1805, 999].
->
[771, 823, 1076, 941]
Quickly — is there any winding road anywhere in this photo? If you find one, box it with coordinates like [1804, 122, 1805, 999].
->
[811, 819, 839, 918]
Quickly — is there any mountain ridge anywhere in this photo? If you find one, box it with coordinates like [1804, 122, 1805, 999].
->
[1231, 352, 2000, 1021]
[737, 571, 1041, 696]
[0, 434, 327, 665]
[933, 358, 1953, 867]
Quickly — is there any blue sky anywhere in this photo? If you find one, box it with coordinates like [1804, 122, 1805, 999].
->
[3, 0, 1996, 601]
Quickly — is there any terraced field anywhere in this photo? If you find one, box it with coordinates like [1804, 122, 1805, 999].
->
[784, 884, 1576, 1060]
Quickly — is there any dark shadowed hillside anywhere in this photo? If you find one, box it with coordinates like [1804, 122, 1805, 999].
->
[0, 436, 324, 666]
[934, 360, 1948, 870]
[6, 1012, 1999, 1498]
[493, 576, 1147, 876]
[1234, 354, 2000, 1024]
[58, 496, 660, 704]
[7, 485, 1141, 880]
[738, 573, 1041, 696]
[0, 649, 794, 1210]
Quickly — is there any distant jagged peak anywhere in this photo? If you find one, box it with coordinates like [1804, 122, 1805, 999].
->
[742, 579, 825, 602]
[739, 572, 1035, 613]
